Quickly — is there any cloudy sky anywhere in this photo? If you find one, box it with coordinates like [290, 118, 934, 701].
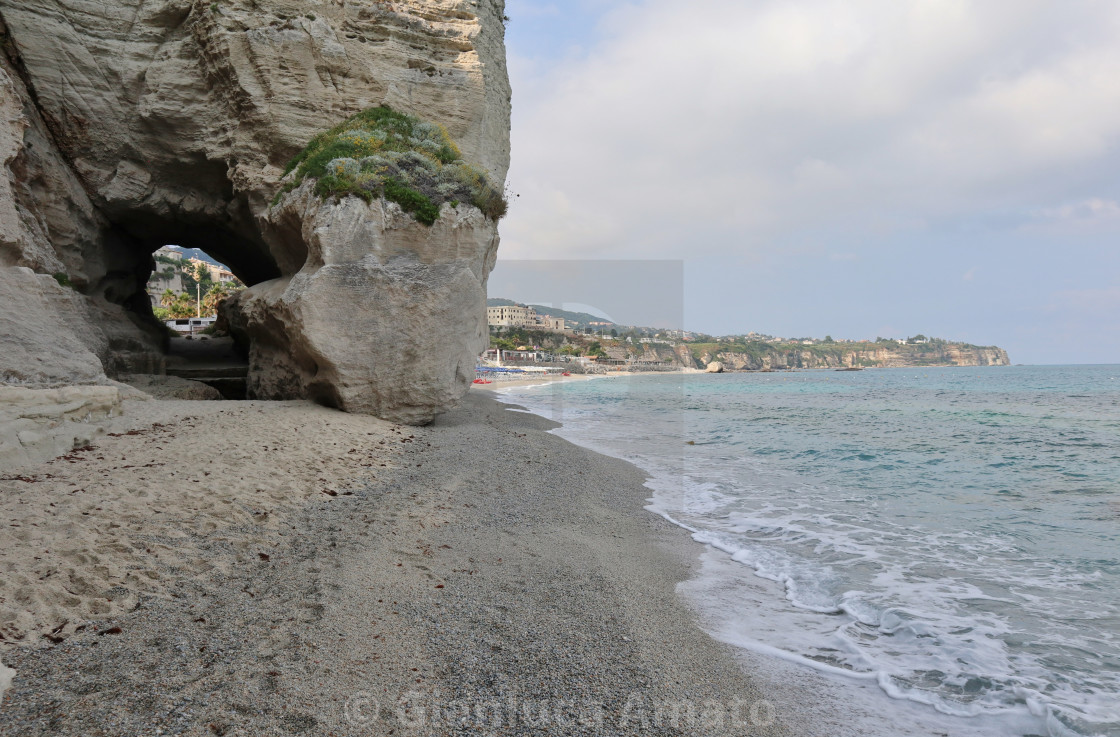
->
[489, 0, 1120, 365]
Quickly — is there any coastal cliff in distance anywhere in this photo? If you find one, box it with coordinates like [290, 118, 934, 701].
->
[633, 341, 1009, 370]
[0, 0, 510, 423]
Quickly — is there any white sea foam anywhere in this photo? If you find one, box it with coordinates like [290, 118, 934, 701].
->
[644, 469, 1117, 736]
[498, 369, 1120, 737]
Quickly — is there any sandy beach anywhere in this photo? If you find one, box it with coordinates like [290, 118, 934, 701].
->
[0, 392, 801, 736]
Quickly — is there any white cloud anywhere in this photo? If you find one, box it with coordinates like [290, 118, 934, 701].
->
[1018, 197, 1120, 236]
[1046, 285, 1120, 314]
[1040, 198, 1120, 223]
[501, 0, 1120, 260]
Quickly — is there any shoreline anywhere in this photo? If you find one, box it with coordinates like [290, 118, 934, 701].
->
[1, 393, 804, 736]
[495, 375, 1064, 737]
[470, 369, 686, 392]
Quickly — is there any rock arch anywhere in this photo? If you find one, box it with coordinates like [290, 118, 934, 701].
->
[0, 0, 510, 423]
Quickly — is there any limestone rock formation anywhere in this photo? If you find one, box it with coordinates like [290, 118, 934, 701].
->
[229, 182, 497, 422]
[705, 361, 724, 373]
[637, 341, 1010, 371]
[0, 386, 124, 468]
[704, 345, 1011, 371]
[0, 0, 510, 423]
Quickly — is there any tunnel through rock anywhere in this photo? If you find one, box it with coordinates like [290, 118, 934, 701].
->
[0, 0, 510, 422]
[140, 238, 268, 401]
[89, 205, 287, 401]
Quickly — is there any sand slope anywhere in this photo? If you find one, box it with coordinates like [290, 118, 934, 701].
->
[0, 394, 797, 736]
[0, 399, 398, 645]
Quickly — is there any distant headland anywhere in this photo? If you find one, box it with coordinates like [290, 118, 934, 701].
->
[486, 299, 1010, 370]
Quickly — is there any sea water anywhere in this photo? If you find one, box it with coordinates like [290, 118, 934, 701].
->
[499, 366, 1120, 737]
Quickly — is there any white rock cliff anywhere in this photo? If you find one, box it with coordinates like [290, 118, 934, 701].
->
[0, 0, 510, 423]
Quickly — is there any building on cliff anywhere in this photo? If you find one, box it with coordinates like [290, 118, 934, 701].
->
[186, 259, 237, 285]
[487, 305, 568, 334]
[146, 249, 185, 307]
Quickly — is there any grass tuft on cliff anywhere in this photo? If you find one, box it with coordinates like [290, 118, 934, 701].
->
[275, 105, 507, 226]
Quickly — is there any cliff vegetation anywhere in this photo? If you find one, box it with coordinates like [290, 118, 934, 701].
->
[276, 105, 507, 225]
[487, 328, 1009, 369]
[684, 338, 1009, 369]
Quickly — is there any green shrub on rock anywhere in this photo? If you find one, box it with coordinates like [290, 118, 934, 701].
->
[324, 157, 360, 178]
[277, 105, 506, 226]
[384, 178, 441, 226]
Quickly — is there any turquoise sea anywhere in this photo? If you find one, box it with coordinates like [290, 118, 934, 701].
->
[500, 366, 1120, 737]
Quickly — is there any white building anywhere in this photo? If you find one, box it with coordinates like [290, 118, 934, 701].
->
[155, 245, 184, 261]
[165, 316, 216, 334]
[487, 305, 568, 333]
[487, 304, 535, 327]
[148, 247, 185, 305]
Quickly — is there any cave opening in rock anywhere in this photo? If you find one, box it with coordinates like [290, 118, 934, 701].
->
[60, 147, 309, 400]
[147, 244, 244, 317]
[136, 240, 249, 401]
[125, 222, 283, 401]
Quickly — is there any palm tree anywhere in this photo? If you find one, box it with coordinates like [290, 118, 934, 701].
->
[163, 293, 190, 319]
[160, 288, 178, 308]
[202, 283, 230, 316]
